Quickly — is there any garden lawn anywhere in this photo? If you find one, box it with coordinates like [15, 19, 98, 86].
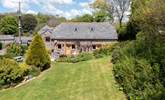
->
[0, 57, 126, 100]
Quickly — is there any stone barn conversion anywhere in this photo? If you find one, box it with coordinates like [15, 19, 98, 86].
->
[39, 22, 118, 57]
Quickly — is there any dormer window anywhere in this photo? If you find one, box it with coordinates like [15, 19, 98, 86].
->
[72, 45, 76, 49]
[74, 28, 78, 32]
[90, 27, 94, 32]
[57, 44, 62, 49]
[45, 37, 50, 42]
[92, 45, 96, 50]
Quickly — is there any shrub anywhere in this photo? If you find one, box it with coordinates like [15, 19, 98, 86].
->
[6, 43, 27, 57]
[93, 44, 115, 58]
[0, 42, 2, 50]
[113, 55, 163, 99]
[25, 34, 51, 71]
[112, 38, 165, 99]
[19, 63, 30, 75]
[117, 23, 137, 41]
[57, 52, 94, 63]
[0, 58, 28, 86]
[0, 54, 12, 59]
[28, 66, 41, 77]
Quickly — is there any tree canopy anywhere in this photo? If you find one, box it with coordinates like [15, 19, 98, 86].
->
[0, 16, 18, 35]
[22, 14, 38, 33]
[112, 0, 165, 99]
[25, 34, 50, 70]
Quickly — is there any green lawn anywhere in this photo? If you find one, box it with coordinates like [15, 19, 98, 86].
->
[0, 57, 126, 100]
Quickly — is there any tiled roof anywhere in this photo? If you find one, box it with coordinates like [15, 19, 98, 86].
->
[0, 35, 15, 40]
[39, 22, 118, 40]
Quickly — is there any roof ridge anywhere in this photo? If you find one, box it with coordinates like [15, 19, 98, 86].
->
[61, 22, 110, 24]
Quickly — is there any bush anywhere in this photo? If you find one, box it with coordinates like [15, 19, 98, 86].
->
[0, 58, 28, 87]
[0, 54, 13, 59]
[25, 34, 51, 71]
[57, 52, 94, 63]
[6, 43, 28, 57]
[112, 37, 165, 99]
[93, 44, 115, 58]
[28, 66, 41, 77]
[0, 42, 2, 50]
[117, 23, 137, 41]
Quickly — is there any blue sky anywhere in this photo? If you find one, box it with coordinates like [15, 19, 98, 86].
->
[0, 0, 94, 19]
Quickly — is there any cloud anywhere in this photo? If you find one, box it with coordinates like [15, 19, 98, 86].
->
[79, 2, 89, 8]
[0, 0, 93, 19]
[26, 10, 37, 15]
[1, 0, 29, 11]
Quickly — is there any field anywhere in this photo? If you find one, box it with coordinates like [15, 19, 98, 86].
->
[0, 57, 126, 100]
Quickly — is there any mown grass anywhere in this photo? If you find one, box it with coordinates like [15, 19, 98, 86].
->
[0, 57, 126, 100]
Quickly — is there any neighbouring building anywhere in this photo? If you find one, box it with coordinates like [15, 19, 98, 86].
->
[39, 22, 118, 57]
[0, 35, 32, 46]
[0, 35, 15, 45]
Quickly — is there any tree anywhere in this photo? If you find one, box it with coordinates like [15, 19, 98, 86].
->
[112, 0, 165, 99]
[72, 14, 94, 22]
[94, 11, 112, 22]
[47, 17, 66, 27]
[36, 13, 50, 24]
[22, 14, 38, 33]
[0, 16, 18, 35]
[92, 0, 113, 14]
[25, 34, 50, 70]
[111, 0, 131, 27]
[91, 0, 114, 22]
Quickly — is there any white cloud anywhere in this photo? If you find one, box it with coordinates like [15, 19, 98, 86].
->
[60, 8, 93, 19]
[0, 0, 93, 19]
[79, 2, 89, 8]
[1, 0, 29, 11]
[26, 10, 37, 15]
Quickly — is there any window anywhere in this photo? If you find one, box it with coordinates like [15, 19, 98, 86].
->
[90, 27, 94, 32]
[57, 44, 62, 49]
[51, 49, 54, 53]
[45, 37, 50, 42]
[74, 28, 78, 32]
[72, 45, 76, 49]
[92, 45, 96, 50]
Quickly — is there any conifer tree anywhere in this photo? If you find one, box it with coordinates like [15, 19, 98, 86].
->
[25, 34, 50, 70]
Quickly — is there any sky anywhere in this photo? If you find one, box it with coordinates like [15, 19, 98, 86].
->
[0, 0, 95, 19]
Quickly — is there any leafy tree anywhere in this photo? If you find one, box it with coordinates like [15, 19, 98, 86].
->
[47, 17, 66, 27]
[0, 16, 18, 35]
[22, 14, 38, 33]
[112, 0, 165, 99]
[91, 0, 112, 14]
[72, 14, 94, 22]
[25, 34, 50, 70]
[36, 13, 50, 24]
[94, 11, 112, 22]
